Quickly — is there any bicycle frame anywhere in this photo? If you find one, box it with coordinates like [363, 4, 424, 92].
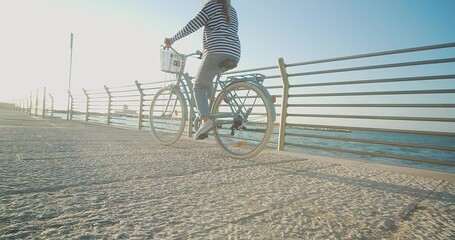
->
[162, 47, 276, 137]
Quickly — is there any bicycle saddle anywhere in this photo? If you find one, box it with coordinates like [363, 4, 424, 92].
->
[219, 60, 238, 71]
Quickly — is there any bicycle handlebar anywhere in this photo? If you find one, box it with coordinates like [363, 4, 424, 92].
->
[162, 46, 202, 59]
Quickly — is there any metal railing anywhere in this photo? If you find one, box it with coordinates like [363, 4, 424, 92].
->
[12, 87, 54, 117]
[13, 43, 455, 170]
[65, 80, 164, 130]
[276, 43, 455, 168]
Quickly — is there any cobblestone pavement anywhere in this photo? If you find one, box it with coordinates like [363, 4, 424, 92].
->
[1, 109, 454, 239]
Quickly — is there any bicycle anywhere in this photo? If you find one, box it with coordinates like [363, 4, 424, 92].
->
[149, 47, 276, 159]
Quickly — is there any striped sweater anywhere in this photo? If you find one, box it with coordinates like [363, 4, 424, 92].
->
[170, 2, 241, 59]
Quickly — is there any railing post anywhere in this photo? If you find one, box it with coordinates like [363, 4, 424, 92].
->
[24, 98, 28, 112]
[35, 88, 39, 117]
[83, 88, 90, 122]
[48, 94, 54, 116]
[135, 80, 145, 130]
[277, 58, 290, 151]
[42, 87, 46, 118]
[66, 90, 71, 120]
[184, 73, 195, 138]
[104, 85, 112, 125]
[68, 91, 74, 120]
[29, 90, 33, 115]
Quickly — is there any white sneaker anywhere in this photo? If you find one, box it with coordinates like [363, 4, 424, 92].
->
[195, 119, 214, 140]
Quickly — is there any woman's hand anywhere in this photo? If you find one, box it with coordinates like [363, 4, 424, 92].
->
[164, 38, 172, 48]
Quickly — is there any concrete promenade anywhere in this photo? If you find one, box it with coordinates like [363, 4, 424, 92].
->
[1, 108, 454, 239]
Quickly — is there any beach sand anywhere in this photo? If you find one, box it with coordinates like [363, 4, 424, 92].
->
[0, 109, 454, 239]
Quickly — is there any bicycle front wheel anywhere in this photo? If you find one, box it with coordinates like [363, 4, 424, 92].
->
[149, 86, 187, 145]
[212, 81, 274, 159]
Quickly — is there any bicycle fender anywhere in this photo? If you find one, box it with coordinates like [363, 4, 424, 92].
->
[162, 84, 176, 91]
[161, 84, 185, 96]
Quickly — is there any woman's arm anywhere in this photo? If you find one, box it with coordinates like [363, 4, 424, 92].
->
[169, 5, 210, 44]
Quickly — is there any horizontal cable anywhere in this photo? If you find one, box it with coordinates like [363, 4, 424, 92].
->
[290, 75, 455, 88]
[140, 80, 169, 86]
[86, 97, 109, 101]
[225, 65, 279, 75]
[86, 92, 107, 96]
[84, 99, 108, 105]
[87, 106, 108, 109]
[288, 58, 455, 77]
[265, 86, 284, 90]
[106, 84, 137, 90]
[111, 99, 140, 103]
[263, 74, 282, 80]
[286, 113, 455, 122]
[141, 86, 163, 91]
[85, 89, 106, 93]
[284, 123, 455, 137]
[284, 142, 455, 166]
[111, 95, 140, 99]
[110, 113, 137, 117]
[288, 103, 455, 108]
[109, 88, 139, 94]
[285, 132, 455, 151]
[289, 89, 455, 98]
[286, 42, 455, 67]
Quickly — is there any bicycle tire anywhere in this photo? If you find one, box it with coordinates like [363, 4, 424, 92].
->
[212, 81, 274, 159]
[149, 85, 187, 145]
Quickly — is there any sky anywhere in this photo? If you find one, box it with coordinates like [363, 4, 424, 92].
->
[0, 0, 454, 112]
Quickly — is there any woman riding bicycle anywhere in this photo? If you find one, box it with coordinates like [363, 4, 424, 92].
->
[165, 0, 241, 140]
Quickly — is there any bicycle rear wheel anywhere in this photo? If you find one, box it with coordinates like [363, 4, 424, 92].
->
[212, 81, 274, 159]
[149, 86, 187, 145]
